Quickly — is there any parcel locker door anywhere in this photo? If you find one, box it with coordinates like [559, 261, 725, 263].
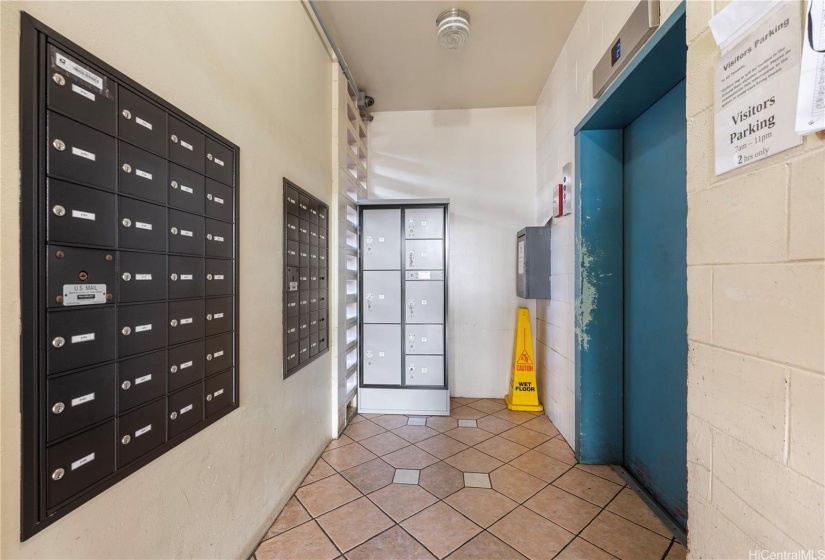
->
[362, 209, 401, 270]
[205, 259, 233, 296]
[47, 363, 116, 442]
[205, 219, 232, 258]
[168, 340, 205, 392]
[118, 86, 167, 155]
[405, 240, 444, 271]
[47, 246, 115, 308]
[205, 333, 232, 376]
[117, 399, 166, 468]
[47, 307, 116, 374]
[205, 369, 234, 417]
[205, 297, 233, 336]
[168, 210, 204, 255]
[405, 324, 445, 355]
[118, 350, 167, 413]
[119, 142, 167, 204]
[168, 299, 204, 345]
[47, 112, 116, 190]
[47, 180, 116, 247]
[362, 271, 401, 323]
[362, 324, 401, 385]
[48, 46, 116, 134]
[405, 208, 444, 239]
[205, 179, 233, 222]
[46, 420, 116, 510]
[119, 197, 167, 252]
[168, 256, 204, 299]
[118, 252, 166, 303]
[405, 355, 445, 386]
[168, 116, 204, 173]
[205, 137, 233, 186]
[118, 302, 167, 357]
[405, 281, 444, 324]
[167, 383, 203, 439]
[168, 163, 205, 214]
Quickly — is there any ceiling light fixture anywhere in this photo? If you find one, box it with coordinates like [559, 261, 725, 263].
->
[436, 9, 470, 49]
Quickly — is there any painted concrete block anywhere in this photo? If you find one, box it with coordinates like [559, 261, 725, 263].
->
[687, 266, 713, 343]
[789, 369, 825, 485]
[789, 154, 825, 260]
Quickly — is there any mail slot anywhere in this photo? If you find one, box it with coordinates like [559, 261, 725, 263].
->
[47, 112, 116, 190]
[168, 116, 204, 173]
[47, 306, 116, 374]
[309, 332, 319, 357]
[118, 197, 167, 252]
[309, 223, 319, 246]
[168, 340, 205, 392]
[298, 337, 310, 363]
[205, 369, 233, 417]
[168, 209, 204, 255]
[309, 310, 319, 334]
[117, 398, 166, 468]
[205, 178, 233, 223]
[119, 141, 167, 204]
[118, 85, 166, 155]
[205, 219, 232, 258]
[286, 292, 299, 318]
[205, 332, 232, 376]
[205, 297, 233, 336]
[286, 316, 299, 344]
[48, 46, 116, 134]
[168, 256, 204, 299]
[168, 299, 204, 345]
[118, 252, 166, 303]
[47, 363, 116, 442]
[204, 137, 233, 186]
[308, 200, 319, 225]
[118, 350, 167, 413]
[285, 342, 299, 370]
[298, 220, 309, 245]
[167, 382, 203, 439]
[48, 246, 115, 309]
[46, 420, 116, 510]
[285, 187, 300, 217]
[168, 163, 205, 215]
[205, 259, 232, 297]
[47, 180, 116, 247]
[118, 302, 167, 357]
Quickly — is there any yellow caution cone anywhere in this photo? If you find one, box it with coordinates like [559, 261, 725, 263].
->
[505, 307, 543, 412]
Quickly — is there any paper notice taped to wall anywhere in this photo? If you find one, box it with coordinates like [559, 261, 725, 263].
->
[796, 0, 825, 134]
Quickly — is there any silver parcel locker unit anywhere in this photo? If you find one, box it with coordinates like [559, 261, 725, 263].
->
[358, 199, 449, 415]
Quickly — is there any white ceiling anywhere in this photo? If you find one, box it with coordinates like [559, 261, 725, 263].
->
[315, 0, 585, 112]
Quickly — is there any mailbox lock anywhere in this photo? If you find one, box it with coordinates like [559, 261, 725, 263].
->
[121, 435, 131, 445]
[170, 411, 178, 420]
[170, 365, 178, 373]
[55, 296, 64, 304]
[55, 250, 65, 259]
[52, 468, 65, 481]
[207, 153, 213, 161]
[121, 380, 132, 390]
[170, 273, 178, 281]
[206, 353, 213, 361]
[52, 337, 65, 348]
[52, 205, 66, 217]
[52, 402, 66, 414]
[170, 227, 179, 235]
[53, 73, 66, 86]
[170, 134, 179, 143]
[78, 271, 89, 281]
[121, 109, 132, 119]
[206, 274, 213, 281]
[170, 319, 178, 327]
[52, 139, 66, 151]
[206, 393, 213, 401]
[171, 181, 179, 189]
[106, 254, 113, 262]
[207, 234, 213, 241]
[122, 326, 132, 336]
[122, 163, 132, 173]
[122, 218, 132, 228]
[122, 272, 132, 281]
[207, 194, 213, 200]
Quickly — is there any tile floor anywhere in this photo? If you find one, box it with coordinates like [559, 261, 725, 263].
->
[252, 398, 687, 560]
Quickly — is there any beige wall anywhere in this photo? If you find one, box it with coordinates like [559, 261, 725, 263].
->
[686, 1, 825, 557]
[1, 2, 334, 557]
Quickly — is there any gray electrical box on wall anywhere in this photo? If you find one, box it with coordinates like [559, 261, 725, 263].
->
[517, 227, 552, 299]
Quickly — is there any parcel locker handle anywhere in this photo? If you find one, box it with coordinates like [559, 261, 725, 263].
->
[409, 251, 415, 267]
[409, 299, 415, 318]
[366, 293, 373, 311]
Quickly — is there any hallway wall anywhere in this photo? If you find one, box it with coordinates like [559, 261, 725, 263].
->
[1, 2, 334, 557]
[367, 107, 537, 398]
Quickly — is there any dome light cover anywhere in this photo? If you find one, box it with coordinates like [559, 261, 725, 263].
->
[437, 9, 470, 49]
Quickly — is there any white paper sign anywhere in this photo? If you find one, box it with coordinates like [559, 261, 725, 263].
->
[796, 0, 825, 133]
[713, 1, 802, 175]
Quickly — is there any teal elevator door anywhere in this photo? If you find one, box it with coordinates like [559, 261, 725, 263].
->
[622, 79, 688, 527]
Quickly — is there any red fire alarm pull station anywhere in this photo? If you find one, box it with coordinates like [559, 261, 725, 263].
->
[553, 163, 572, 218]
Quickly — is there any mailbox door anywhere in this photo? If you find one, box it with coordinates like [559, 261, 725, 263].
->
[168, 299, 205, 345]
[118, 142, 167, 204]
[205, 369, 234, 417]
[118, 350, 167, 413]
[118, 252, 167, 303]
[405, 281, 445, 324]
[47, 246, 115, 309]
[47, 180, 116, 247]
[47, 112, 116, 190]
[404, 240, 444, 271]
[168, 256, 204, 299]
[118, 197, 167, 252]
[167, 383, 203, 439]
[167, 340, 205, 392]
[168, 163, 205, 214]
[363, 325, 401, 385]
[362, 209, 401, 270]
[47, 307, 116, 374]
[117, 399, 166, 468]
[405, 355, 445, 386]
[168, 116, 204, 173]
[118, 86, 166, 155]
[204, 137, 233, 186]
[48, 46, 116, 134]
[117, 302, 167, 357]
[205, 297, 233, 336]
[47, 363, 116, 442]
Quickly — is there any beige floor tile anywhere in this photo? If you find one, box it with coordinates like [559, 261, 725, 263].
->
[451, 397, 480, 405]
[359, 432, 410, 456]
[665, 542, 687, 560]
[426, 416, 459, 433]
[450, 406, 488, 420]
[523, 485, 600, 533]
[419, 461, 465, 499]
[295, 474, 362, 517]
[415, 434, 469, 459]
[521, 416, 561, 437]
[382, 446, 440, 469]
[555, 538, 618, 560]
[553, 468, 622, 507]
[350, 415, 368, 424]
[317, 497, 393, 553]
[368, 483, 438, 522]
[489, 464, 548, 503]
[444, 488, 518, 528]
[575, 464, 626, 486]
[360, 413, 383, 418]
[447, 531, 527, 560]
[344, 421, 386, 441]
[499, 426, 552, 448]
[476, 415, 517, 435]
[474, 436, 530, 463]
[346, 526, 436, 560]
[392, 425, 440, 444]
[465, 399, 507, 414]
[489, 506, 574, 560]
[326, 434, 355, 451]
[301, 458, 337, 486]
[606, 488, 672, 538]
[463, 473, 491, 488]
[255, 520, 339, 560]
[492, 409, 537, 425]
[581, 511, 671, 560]
[533, 436, 577, 465]
[401, 502, 482, 558]
[442, 427, 494, 446]
[371, 414, 409, 430]
[322, 443, 378, 472]
[264, 496, 311, 539]
[340, 458, 395, 494]
[444, 448, 504, 474]
[509, 450, 572, 483]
